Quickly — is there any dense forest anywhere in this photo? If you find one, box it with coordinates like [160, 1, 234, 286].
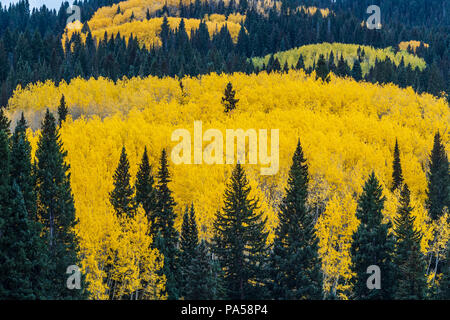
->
[0, 0, 448, 301]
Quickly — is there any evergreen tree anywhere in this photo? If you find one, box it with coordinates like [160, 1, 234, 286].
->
[212, 164, 269, 300]
[435, 243, 449, 299]
[337, 54, 350, 77]
[135, 147, 157, 227]
[0, 108, 10, 136]
[315, 54, 329, 81]
[154, 148, 180, 300]
[391, 139, 404, 192]
[270, 139, 323, 299]
[110, 146, 136, 218]
[10, 113, 36, 218]
[222, 82, 239, 113]
[393, 184, 427, 299]
[351, 59, 363, 81]
[0, 179, 49, 299]
[35, 109, 85, 299]
[350, 172, 396, 300]
[179, 204, 199, 297]
[185, 240, 225, 300]
[295, 54, 305, 70]
[58, 94, 68, 127]
[426, 132, 449, 221]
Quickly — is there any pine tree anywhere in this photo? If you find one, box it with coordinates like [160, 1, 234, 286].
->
[435, 243, 449, 299]
[222, 82, 239, 113]
[58, 94, 68, 127]
[270, 139, 323, 300]
[391, 139, 404, 192]
[350, 172, 396, 300]
[351, 59, 363, 81]
[315, 54, 329, 81]
[393, 184, 427, 299]
[179, 204, 199, 296]
[295, 54, 305, 70]
[185, 240, 225, 300]
[0, 180, 50, 299]
[212, 164, 269, 300]
[10, 113, 36, 218]
[135, 147, 157, 227]
[0, 107, 10, 136]
[154, 148, 180, 300]
[426, 132, 449, 221]
[35, 109, 86, 299]
[110, 146, 136, 218]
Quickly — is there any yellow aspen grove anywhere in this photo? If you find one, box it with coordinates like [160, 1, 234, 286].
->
[10, 70, 449, 297]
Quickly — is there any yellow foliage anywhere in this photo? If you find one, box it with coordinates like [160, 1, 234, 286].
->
[10, 70, 449, 297]
[63, 0, 244, 49]
[252, 43, 427, 75]
[399, 40, 430, 52]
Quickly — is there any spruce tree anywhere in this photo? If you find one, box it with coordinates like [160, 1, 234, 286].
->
[426, 132, 449, 221]
[295, 54, 305, 70]
[135, 146, 156, 226]
[351, 59, 363, 81]
[435, 243, 449, 299]
[212, 164, 269, 300]
[222, 82, 239, 113]
[391, 139, 404, 192]
[154, 148, 180, 300]
[58, 94, 68, 127]
[0, 180, 50, 299]
[270, 139, 323, 300]
[0, 108, 10, 136]
[350, 172, 396, 300]
[110, 146, 136, 218]
[179, 204, 199, 297]
[393, 184, 427, 299]
[35, 109, 85, 299]
[185, 240, 225, 300]
[11, 113, 36, 218]
[315, 54, 329, 81]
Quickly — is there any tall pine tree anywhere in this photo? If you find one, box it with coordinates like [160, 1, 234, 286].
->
[135, 146, 157, 229]
[154, 148, 180, 300]
[426, 132, 449, 221]
[391, 139, 404, 192]
[35, 109, 86, 299]
[110, 146, 136, 218]
[212, 164, 269, 299]
[393, 184, 427, 299]
[58, 94, 68, 127]
[350, 172, 396, 300]
[270, 140, 323, 299]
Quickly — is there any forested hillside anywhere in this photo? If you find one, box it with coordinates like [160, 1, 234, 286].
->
[0, 0, 448, 301]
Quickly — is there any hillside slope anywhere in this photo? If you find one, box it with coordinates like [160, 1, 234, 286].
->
[8, 71, 449, 296]
[252, 43, 427, 75]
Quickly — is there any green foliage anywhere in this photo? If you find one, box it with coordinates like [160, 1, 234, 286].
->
[135, 146, 157, 226]
[212, 164, 269, 300]
[35, 109, 86, 299]
[391, 139, 404, 192]
[393, 184, 427, 299]
[270, 139, 323, 299]
[154, 148, 180, 300]
[350, 172, 396, 300]
[58, 95, 69, 127]
[426, 132, 449, 221]
[110, 146, 136, 218]
[222, 82, 239, 113]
